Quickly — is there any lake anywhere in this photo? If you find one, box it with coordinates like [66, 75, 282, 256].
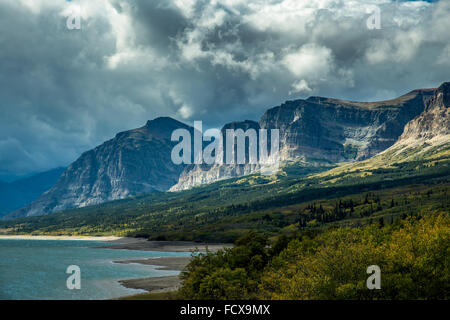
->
[0, 239, 191, 300]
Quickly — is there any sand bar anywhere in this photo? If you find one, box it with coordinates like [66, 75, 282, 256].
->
[115, 256, 192, 294]
[110, 241, 233, 297]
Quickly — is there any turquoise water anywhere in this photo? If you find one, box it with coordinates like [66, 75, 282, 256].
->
[0, 239, 191, 300]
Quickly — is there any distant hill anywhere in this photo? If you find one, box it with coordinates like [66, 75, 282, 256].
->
[0, 181, 6, 216]
[0, 167, 65, 218]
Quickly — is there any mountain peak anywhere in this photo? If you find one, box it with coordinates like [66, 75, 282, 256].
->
[146, 116, 179, 127]
[144, 117, 191, 133]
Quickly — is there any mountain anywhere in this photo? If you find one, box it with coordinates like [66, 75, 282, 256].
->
[0, 167, 65, 217]
[7, 117, 193, 219]
[313, 82, 450, 180]
[375, 82, 449, 162]
[6, 84, 446, 219]
[1, 84, 448, 236]
[172, 87, 435, 191]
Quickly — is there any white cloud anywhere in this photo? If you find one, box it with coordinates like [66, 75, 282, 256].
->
[289, 80, 312, 96]
[178, 105, 194, 119]
[282, 44, 333, 79]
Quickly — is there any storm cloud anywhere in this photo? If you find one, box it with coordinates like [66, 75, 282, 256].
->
[0, 0, 449, 179]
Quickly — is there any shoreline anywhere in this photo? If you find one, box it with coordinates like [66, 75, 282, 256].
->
[0, 235, 233, 252]
[1, 235, 232, 299]
[116, 256, 192, 296]
[0, 235, 123, 241]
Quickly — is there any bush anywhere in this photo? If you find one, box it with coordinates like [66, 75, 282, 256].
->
[179, 213, 450, 300]
[259, 213, 450, 299]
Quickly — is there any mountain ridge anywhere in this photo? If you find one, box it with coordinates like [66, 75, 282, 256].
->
[5, 83, 448, 219]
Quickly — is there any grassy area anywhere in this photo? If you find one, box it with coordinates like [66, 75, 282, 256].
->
[1, 156, 448, 242]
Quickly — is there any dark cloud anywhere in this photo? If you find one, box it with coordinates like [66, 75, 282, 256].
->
[0, 0, 449, 178]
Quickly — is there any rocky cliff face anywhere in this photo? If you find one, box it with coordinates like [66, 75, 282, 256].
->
[170, 120, 262, 191]
[8, 117, 193, 218]
[261, 88, 434, 161]
[398, 83, 449, 141]
[172, 88, 435, 191]
[384, 82, 450, 160]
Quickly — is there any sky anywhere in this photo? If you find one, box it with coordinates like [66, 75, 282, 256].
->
[0, 0, 449, 180]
